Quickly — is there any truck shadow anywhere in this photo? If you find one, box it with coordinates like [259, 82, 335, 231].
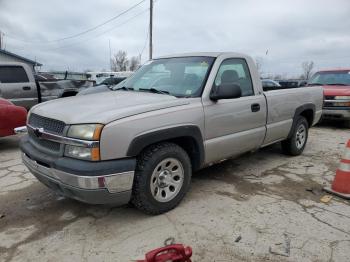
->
[0, 136, 21, 151]
[316, 119, 349, 130]
[0, 137, 338, 260]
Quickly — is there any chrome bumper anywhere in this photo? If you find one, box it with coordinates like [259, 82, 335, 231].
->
[14, 126, 28, 134]
[22, 153, 134, 193]
[323, 108, 350, 120]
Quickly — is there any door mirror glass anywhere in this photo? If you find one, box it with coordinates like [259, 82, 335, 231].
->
[210, 83, 242, 101]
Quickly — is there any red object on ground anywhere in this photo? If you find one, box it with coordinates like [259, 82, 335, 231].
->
[324, 140, 350, 199]
[137, 244, 192, 262]
[0, 98, 27, 137]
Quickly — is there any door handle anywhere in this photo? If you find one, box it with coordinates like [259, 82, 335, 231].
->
[22, 86, 31, 91]
[251, 103, 260, 112]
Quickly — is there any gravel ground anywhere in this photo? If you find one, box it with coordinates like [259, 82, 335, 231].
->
[0, 122, 349, 262]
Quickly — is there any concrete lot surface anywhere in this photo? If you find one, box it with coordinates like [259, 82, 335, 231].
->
[0, 123, 350, 262]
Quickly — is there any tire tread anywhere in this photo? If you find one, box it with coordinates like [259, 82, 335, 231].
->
[281, 116, 308, 156]
[131, 142, 191, 215]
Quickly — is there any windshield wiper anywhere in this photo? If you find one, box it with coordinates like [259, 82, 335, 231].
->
[139, 87, 171, 95]
[326, 83, 347, 86]
[114, 86, 134, 91]
[308, 83, 323, 86]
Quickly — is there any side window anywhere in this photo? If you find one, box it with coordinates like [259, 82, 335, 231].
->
[214, 58, 254, 97]
[0, 66, 29, 83]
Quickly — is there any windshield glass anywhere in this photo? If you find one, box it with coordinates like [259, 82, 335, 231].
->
[112, 56, 215, 97]
[309, 71, 350, 86]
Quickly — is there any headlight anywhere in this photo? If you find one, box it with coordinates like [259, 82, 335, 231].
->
[65, 124, 103, 161]
[335, 96, 350, 100]
[335, 102, 350, 106]
[64, 145, 100, 161]
[67, 124, 103, 140]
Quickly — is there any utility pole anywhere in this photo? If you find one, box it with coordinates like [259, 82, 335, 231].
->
[109, 39, 112, 70]
[0, 30, 3, 50]
[149, 0, 153, 60]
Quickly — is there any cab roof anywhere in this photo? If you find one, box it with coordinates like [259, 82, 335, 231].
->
[317, 68, 350, 72]
[155, 52, 248, 59]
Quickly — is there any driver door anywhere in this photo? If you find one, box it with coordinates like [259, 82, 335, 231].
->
[203, 58, 267, 163]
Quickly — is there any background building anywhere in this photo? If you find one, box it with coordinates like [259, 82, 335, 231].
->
[0, 49, 42, 72]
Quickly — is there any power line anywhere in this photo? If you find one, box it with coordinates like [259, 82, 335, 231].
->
[4, 0, 146, 44]
[139, 27, 149, 61]
[43, 8, 149, 51]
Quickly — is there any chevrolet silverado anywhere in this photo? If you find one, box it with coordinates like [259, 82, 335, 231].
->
[18, 52, 323, 214]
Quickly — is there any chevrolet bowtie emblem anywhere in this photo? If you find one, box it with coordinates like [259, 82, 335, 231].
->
[34, 127, 44, 138]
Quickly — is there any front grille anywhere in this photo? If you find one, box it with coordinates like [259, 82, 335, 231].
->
[324, 96, 350, 108]
[324, 102, 334, 107]
[28, 113, 65, 135]
[28, 113, 66, 154]
[31, 135, 61, 152]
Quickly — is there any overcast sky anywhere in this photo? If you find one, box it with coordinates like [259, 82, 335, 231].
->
[0, 0, 349, 77]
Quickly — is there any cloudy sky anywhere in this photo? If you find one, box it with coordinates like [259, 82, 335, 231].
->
[1, 0, 349, 77]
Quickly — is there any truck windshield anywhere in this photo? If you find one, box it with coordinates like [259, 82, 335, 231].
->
[309, 71, 350, 86]
[112, 56, 215, 97]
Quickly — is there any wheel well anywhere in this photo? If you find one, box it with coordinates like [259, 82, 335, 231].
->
[299, 109, 314, 127]
[139, 137, 203, 171]
[61, 91, 77, 97]
[127, 126, 205, 171]
[167, 137, 202, 171]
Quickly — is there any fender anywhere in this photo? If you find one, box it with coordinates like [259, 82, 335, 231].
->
[127, 125, 205, 169]
[287, 103, 315, 138]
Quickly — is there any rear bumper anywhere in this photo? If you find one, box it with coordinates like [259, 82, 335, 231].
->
[322, 108, 350, 121]
[20, 136, 136, 205]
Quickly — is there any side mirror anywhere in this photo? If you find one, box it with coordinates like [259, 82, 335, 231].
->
[210, 83, 242, 101]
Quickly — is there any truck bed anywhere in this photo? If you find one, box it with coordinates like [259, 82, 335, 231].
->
[263, 86, 323, 146]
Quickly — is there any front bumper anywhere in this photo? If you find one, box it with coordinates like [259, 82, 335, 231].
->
[322, 108, 350, 121]
[21, 136, 136, 205]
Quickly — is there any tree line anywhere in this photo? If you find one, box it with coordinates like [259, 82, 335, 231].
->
[255, 57, 315, 80]
[110, 50, 141, 72]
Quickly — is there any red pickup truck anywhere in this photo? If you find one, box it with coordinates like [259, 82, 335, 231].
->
[309, 69, 350, 127]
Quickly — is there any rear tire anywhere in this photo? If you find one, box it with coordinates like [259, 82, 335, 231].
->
[131, 142, 192, 215]
[282, 116, 309, 156]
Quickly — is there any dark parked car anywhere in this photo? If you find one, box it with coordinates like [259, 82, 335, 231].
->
[261, 79, 281, 91]
[34, 73, 58, 82]
[100, 77, 126, 86]
[77, 77, 127, 96]
[278, 79, 307, 89]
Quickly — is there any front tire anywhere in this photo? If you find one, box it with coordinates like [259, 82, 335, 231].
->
[282, 116, 309, 156]
[131, 142, 192, 215]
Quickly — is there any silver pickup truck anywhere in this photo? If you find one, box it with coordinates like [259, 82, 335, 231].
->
[18, 52, 323, 214]
[0, 62, 93, 109]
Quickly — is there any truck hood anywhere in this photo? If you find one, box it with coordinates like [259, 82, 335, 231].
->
[31, 91, 190, 124]
[322, 85, 350, 96]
